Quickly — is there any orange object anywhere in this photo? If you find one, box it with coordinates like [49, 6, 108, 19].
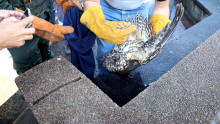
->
[55, 0, 83, 14]
[16, 8, 74, 42]
[150, 14, 171, 36]
[80, 6, 136, 45]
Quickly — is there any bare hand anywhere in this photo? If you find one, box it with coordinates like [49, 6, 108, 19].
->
[0, 16, 35, 50]
[0, 9, 26, 22]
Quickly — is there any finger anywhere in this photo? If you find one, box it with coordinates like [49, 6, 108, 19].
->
[59, 25, 74, 34]
[10, 11, 26, 20]
[14, 14, 26, 20]
[23, 27, 35, 35]
[0, 10, 10, 21]
[15, 40, 26, 47]
[22, 34, 34, 41]
[18, 16, 34, 28]
[8, 10, 25, 19]
[73, 0, 83, 11]
[1, 16, 20, 22]
[0, 10, 25, 20]
[19, 14, 27, 20]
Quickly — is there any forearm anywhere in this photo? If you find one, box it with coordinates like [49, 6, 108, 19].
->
[153, 0, 170, 18]
[83, 0, 100, 10]
[0, 0, 15, 10]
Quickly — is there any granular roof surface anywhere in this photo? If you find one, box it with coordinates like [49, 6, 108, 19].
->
[16, 30, 220, 123]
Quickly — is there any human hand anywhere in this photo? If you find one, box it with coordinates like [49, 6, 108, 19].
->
[80, 6, 136, 45]
[0, 10, 25, 22]
[54, 0, 83, 14]
[0, 16, 35, 50]
[150, 14, 171, 36]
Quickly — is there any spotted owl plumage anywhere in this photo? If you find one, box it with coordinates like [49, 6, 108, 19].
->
[103, 3, 184, 75]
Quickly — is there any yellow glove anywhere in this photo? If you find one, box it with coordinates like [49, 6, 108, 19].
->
[150, 14, 171, 36]
[80, 6, 136, 45]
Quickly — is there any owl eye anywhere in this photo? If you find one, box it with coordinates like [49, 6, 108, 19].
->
[114, 54, 120, 60]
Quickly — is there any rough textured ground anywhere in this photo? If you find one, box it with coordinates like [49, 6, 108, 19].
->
[15, 29, 220, 123]
[1, 0, 220, 123]
[0, 42, 71, 124]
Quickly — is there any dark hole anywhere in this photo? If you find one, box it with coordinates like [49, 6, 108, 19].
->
[93, 72, 147, 107]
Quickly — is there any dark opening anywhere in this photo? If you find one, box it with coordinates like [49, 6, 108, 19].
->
[179, 0, 212, 29]
[93, 73, 147, 107]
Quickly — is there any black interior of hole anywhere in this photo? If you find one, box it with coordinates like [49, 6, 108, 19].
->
[93, 72, 147, 107]
[179, 0, 212, 29]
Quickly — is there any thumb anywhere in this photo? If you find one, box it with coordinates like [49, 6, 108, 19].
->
[18, 16, 34, 28]
[56, 25, 74, 34]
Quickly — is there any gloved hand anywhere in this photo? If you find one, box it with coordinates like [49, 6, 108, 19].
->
[55, 0, 83, 14]
[16, 8, 74, 42]
[80, 6, 136, 45]
[150, 14, 171, 36]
